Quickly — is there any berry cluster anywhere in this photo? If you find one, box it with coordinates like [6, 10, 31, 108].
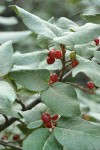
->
[47, 49, 62, 64]
[41, 113, 59, 129]
[70, 51, 79, 68]
[1, 134, 20, 141]
[86, 81, 95, 89]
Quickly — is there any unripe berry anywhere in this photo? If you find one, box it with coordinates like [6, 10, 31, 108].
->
[94, 38, 99, 46]
[13, 134, 20, 141]
[50, 73, 58, 83]
[54, 50, 62, 59]
[72, 60, 79, 68]
[47, 56, 55, 64]
[52, 114, 59, 121]
[41, 113, 51, 123]
[48, 49, 55, 58]
[45, 122, 52, 128]
[70, 51, 76, 60]
[86, 81, 95, 89]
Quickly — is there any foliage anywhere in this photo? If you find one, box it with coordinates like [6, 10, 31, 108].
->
[0, 2, 100, 150]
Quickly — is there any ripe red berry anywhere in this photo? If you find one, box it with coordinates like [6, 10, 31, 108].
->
[45, 122, 52, 128]
[13, 134, 20, 141]
[47, 56, 55, 64]
[48, 49, 55, 58]
[86, 81, 95, 89]
[50, 73, 58, 83]
[41, 113, 51, 123]
[54, 50, 62, 59]
[72, 60, 79, 68]
[52, 114, 59, 121]
[94, 38, 99, 46]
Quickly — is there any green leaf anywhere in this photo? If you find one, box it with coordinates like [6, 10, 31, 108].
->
[89, 0, 100, 6]
[54, 117, 100, 150]
[74, 42, 96, 58]
[72, 61, 100, 87]
[0, 31, 32, 44]
[12, 50, 62, 70]
[23, 128, 63, 150]
[27, 120, 43, 129]
[81, 14, 100, 24]
[41, 82, 80, 117]
[0, 16, 18, 25]
[23, 128, 50, 150]
[19, 109, 41, 124]
[54, 23, 100, 45]
[12, 5, 58, 39]
[10, 69, 50, 92]
[56, 17, 78, 31]
[0, 79, 16, 108]
[0, 41, 13, 76]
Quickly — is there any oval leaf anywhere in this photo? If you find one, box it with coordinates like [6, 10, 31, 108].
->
[41, 82, 80, 117]
[27, 120, 43, 129]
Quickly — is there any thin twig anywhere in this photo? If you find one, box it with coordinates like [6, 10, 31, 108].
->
[66, 82, 95, 94]
[0, 140, 22, 150]
[0, 96, 41, 132]
[15, 98, 26, 111]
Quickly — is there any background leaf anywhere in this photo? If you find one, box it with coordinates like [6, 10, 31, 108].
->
[81, 14, 100, 24]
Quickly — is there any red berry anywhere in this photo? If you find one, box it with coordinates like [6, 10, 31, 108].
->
[45, 122, 52, 128]
[41, 113, 51, 123]
[13, 134, 20, 141]
[47, 56, 55, 64]
[54, 50, 62, 59]
[48, 49, 55, 58]
[94, 38, 99, 46]
[72, 60, 79, 68]
[52, 114, 59, 121]
[86, 81, 95, 89]
[50, 73, 58, 83]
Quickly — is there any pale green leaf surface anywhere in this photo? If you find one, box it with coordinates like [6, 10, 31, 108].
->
[54, 23, 100, 45]
[41, 82, 80, 117]
[0, 79, 16, 109]
[27, 120, 43, 129]
[54, 117, 100, 150]
[72, 61, 100, 87]
[81, 14, 100, 24]
[0, 16, 18, 25]
[10, 69, 50, 92]
[0, 41, 13, 76]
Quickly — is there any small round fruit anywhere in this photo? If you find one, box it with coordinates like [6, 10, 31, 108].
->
[45, 122, 52, 128]
[54, 50, 62, 59]
[50, 73, 58, 82]
[86, 81, 95, 89]
[72, 60, 79, 68]
[52, 114, 59, 121]
[94, 38, 99, 46]
[41, 113, 51, 123]
[70, 51, 76, 60]
[13, 134, 20, 141]
[48, 49, 55, 58]
[47, 56, 55, 64]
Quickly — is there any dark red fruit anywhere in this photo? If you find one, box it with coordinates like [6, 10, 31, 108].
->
[54, 50, 62, 59]
[47, 56, 55, 64]
[86, 81, 95, 89]
[72, 60, 79, 68]
[52, 114, 59, 121]
[13, 134, 20, 141]
[41, 113, 51, 123]
[50, 73, 58, 83]
[48, 49, 55, 58]
[45, 122, 52, 128]
[94, 38, 99, 46]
